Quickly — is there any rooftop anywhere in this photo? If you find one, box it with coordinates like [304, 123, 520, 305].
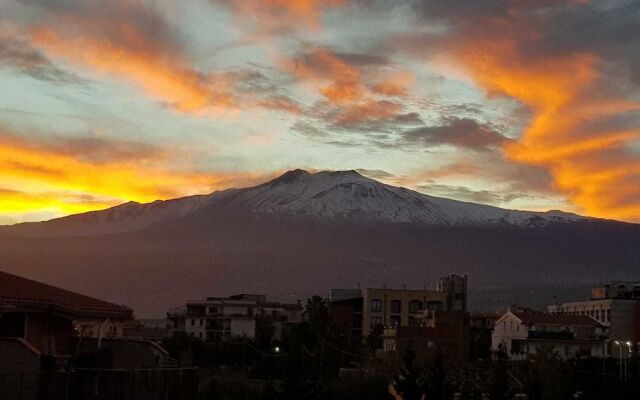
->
[0, 270, 133, 320]
[513, 312, 602, 327]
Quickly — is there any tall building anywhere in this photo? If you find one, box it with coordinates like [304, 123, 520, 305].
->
[167, 294, 303, 342]
[436, 274, 468, 312]
[330, 274, 468, 337]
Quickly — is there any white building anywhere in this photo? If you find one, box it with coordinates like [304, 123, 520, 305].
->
[167, 294, 303, 342]
[492, 311, 607, 360]
[548, 284, 640, 351]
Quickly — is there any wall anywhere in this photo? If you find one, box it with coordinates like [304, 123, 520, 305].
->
[0, 337, 40, 374]
[230, 318, 256, 338]
[362, 288, 446, 336]
[24, 313, 73, 356]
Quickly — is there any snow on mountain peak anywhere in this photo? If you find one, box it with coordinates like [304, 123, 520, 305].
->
[2, 169, 587, 237]
[209, 169, 585, 226]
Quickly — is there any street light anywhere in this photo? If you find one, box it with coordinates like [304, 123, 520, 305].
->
[613, 340, 633, 381]
[274, 346, 280, 353]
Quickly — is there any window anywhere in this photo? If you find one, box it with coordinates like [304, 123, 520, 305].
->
[371, 299, 382, 312]
[371, 316, 382, 327]
[595, 310, 600, 320]
[409, 300, 423, 314]
[191, 319, 195, 326]
[408, 316, 417, 327]
[606, 309, 611, 323]
[199, 319, 203, 326]
[390, 300, 402, 314]
[248, 308, 254, 317]
[390, 316, 401, 327]
[427, 301, 443, 311]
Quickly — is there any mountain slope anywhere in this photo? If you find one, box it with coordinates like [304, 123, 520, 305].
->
[1, 169, 638, 317]
[1, 169, 586, 237]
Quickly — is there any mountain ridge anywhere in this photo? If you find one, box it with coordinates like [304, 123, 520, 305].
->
[0, 169, 594, 237]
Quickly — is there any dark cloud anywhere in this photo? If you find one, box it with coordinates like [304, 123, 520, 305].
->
[332, 51, 390, 67]
[0, 129, 164, 164]
[356, 168, 396, 180]
[0, 35, 81, 83]
[401, 117, 510, 152]
[416, 182, 534, 205]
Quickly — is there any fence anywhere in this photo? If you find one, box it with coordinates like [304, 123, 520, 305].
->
[0, 368, 199, 400]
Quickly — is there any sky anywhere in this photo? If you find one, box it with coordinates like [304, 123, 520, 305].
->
[0, 0, 639, 224]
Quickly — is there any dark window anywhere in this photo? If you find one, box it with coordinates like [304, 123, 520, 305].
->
[390, 300, 402, 314]
[390, 316, 401, 327]
[371, 316, 382, 327]
[408, 316, 417, 327]
[409, 300, 423, 313]
[191, 319, 195, 326]
[247, 308, 254, 317]
[371, 299, 382, 312]
[427, 301, 443, 311]
[199, 319, 203, 326]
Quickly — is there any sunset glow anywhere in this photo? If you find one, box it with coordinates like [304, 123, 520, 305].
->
[1, 0, 640, 223]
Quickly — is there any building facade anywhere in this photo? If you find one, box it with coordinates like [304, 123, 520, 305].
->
[548, 284, 640, 352]
[330, 274, 468, 337]
[382, 311, 471, 362]
[167, 293, 303, 342]
[492, 311, 607, 360]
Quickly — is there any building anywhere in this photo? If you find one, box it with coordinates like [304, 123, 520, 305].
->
[436, 274, 468, 312]
[167, 293, 303, 342]
[469, 312, 501, 360]
[491, 311, 608, 360]
[382, 311, 471, 362]
[548, 283, 640, 353]
[0, 270, 133, 373]
[330, 274, 468, 337]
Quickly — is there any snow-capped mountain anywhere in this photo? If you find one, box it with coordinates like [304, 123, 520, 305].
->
[206, 169, 583, 226]
[1, 170, 638, 317]
[2, 169, 585, 237]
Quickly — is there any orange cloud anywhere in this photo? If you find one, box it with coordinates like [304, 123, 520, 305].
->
[0, 134, 270, 223]
[219, 0, 345, 36]
[434, 26, 640, 221]
[30, 27, 235, 114]
[283, 48, 365, 104]
[370, 72, 415, 97]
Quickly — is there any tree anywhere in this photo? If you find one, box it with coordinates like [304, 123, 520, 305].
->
[391, 349, 423, 400]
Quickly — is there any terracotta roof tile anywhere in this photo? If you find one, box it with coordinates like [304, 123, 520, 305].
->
[0, 270, 132, 319]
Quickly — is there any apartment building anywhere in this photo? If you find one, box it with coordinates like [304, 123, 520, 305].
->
[548, 284, 640, 352]
[330, 274, 468, 337]
[167, 294, 303, 342]
[383, 311, 471, 362]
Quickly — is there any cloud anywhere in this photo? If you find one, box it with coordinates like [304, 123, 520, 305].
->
[416, 182, 534, 206]
[212, 0, 346, 37]
[394, 0, 640, 221]
[12, 0, 303, 116]
[401, 117, 510, 152]
[0, 32, 82, 83]
[0, 127, 274, 223]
